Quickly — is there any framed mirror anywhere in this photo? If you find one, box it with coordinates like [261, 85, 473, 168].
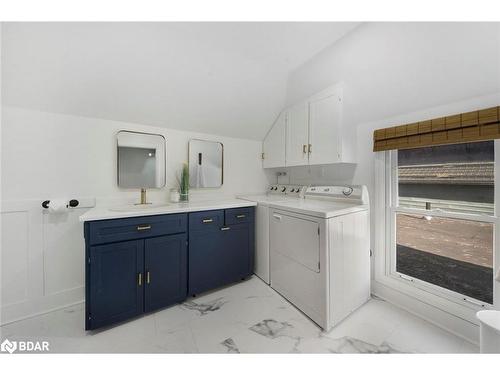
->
[117, 131, 166, 188]
[188, 139, 223, 188]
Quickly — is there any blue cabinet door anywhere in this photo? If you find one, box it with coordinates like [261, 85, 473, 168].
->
[188, 223, 252, 295]
[188, 228, 223, 295]
[144, 234, 187, 313]
[219, 224, 251, 281]
[87, 240, 144, 329]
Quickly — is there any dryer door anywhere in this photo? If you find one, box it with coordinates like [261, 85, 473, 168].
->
[269, 208, 326, 328]
[270, 210, 320, 273]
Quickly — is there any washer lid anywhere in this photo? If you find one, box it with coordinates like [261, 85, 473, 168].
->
[269, 199, 368, 218]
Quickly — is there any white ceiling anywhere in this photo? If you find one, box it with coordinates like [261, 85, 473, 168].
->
[1, 22, 359, 140]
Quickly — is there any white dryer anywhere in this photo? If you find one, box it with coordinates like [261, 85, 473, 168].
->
[238, 185, 306, 284]
[269, 185, 370, 330]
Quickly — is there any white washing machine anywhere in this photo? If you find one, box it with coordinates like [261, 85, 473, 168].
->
[268, 185, 370, 330]
[238, 185, 306, 284]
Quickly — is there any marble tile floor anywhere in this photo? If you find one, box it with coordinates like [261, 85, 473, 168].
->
[0, 276, 479, 353]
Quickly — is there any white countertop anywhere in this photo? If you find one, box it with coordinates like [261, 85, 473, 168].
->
[237, 193, 299, 205]
[79, 199, 256, 222]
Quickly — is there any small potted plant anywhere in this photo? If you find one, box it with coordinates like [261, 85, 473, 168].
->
[177, 162, 189, 202]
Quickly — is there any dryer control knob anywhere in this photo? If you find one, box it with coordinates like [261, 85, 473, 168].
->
[342, 187, 354, 196]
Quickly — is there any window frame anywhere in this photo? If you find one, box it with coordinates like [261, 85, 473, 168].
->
[379, 141, 500, 313]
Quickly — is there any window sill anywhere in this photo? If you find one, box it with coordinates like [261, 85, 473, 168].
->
[372, 277, 481, 345]
[374, 271, 484, 325]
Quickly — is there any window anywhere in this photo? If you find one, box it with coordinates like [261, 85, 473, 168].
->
[388, 141, 495, 305]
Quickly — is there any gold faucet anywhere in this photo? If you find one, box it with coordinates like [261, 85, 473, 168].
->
[140, 188, 148, 205]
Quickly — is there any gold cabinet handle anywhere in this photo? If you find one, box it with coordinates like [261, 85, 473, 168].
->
[138, 272, 142, 286]
[308, 144, 312, 154]
[236, 214, 246, 219]
[220, 226, 231, 231]
[202, 218, 213, 223]
[302, 144, 307, 154]
[146, 271, 150, 284]
[137, 225, 151, 231]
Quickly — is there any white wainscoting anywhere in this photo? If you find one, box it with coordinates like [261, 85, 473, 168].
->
[1, 199, 93, 325]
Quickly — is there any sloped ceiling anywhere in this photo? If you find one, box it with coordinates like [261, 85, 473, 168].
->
[1, 22, 359, 140]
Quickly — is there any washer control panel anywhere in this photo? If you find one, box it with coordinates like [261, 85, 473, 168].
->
[304, 185, 369, 204]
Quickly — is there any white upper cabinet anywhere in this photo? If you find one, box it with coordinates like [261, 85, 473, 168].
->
[285, 102, 309, 167]
[308, 86, 343, 165]
[262, 82, 352, 169]
[262, 111, 287, 168]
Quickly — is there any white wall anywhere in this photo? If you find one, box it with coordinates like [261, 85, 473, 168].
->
[2, 106, 267, 202]
[0, 106, 267, 323]
[287, 23, 500, 116]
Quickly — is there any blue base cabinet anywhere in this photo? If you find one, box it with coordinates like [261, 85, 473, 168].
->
[188, 207, 254, 295]
[84, 214, 188, 330]
[84, 207, 254, 330]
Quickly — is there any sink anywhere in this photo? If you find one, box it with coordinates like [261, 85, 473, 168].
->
[108, 203, 171, 212]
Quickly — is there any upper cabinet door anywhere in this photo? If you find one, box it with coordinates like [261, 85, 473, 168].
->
[285, 102, 309, 167]
[308, 87, 343, 165]
[263, 111, 286, 168]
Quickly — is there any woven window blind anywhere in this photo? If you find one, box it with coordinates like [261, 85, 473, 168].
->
[373, 106, 500, 152]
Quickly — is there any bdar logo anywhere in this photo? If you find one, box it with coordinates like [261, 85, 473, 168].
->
[1, 339, 17, 354]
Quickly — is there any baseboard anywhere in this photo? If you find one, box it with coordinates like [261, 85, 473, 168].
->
[372, 280, 479, 345]
[1, 287, 84, 326]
